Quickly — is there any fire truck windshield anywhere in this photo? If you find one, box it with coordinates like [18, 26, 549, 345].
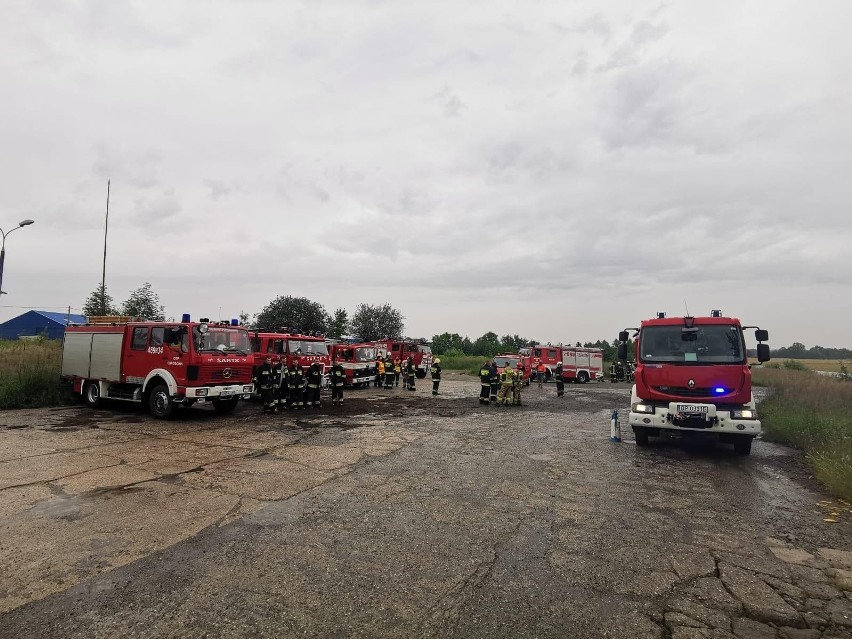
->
[494, 356, 519, 368]
[288, 340, 329, 356]
[640, 325, 744, 364]
[355, 347, 376, 362]
[193, 327, 252, 354]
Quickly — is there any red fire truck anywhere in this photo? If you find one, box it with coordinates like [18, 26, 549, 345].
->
[493, 353, 532, 384]
[250, 331, 331, 380]
[61, 316, 255, 418]
[375, 339, 432, 378]
[328, 342, 378, 387]
[518, 345, 604, 383]
[618, 310, 770, 454]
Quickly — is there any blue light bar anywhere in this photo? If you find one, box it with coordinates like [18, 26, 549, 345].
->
[181, 313, 191, 322]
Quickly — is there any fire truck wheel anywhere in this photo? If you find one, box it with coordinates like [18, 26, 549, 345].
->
[634, 427, 650, 446]
[733, 436, 753, 455]
[576, 371, 589, 384]
[415, 370, 427, 379]
[213, 397, 239, 414]
[148, 384, 175, 419]
[84, 382, 102, 408]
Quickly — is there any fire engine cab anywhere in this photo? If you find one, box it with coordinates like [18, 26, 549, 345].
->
[62, 315, 254, 418]
[250, 331, 331, 380]
[328, 342, 378, 387]
[619, 310, 770, 455]
[375, 339, 432, 378]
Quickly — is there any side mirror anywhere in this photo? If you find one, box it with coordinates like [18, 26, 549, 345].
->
[754, 329, 768, 342]
[617, 344, 627, 360]
[618, 331, 628, 342]
[757, 344, 770, 363]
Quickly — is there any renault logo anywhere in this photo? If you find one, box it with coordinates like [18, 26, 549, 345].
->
[688, 379, 695, 389]
[222, 368, 232, 379]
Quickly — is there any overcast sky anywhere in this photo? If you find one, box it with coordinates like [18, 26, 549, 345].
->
[2, 0, 850, 348]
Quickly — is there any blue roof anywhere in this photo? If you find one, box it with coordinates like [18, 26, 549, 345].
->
[32, 311, 88, 325]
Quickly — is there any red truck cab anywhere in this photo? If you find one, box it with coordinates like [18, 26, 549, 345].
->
[375, 339, 432, 378]
[493, 353, 532, 384]
[328, 342, 378, 387]
[250, 331, 331, 380]
[619, 311, 770, 454]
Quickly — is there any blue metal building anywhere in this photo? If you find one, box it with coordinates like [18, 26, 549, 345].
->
[0, 311, 87, 340]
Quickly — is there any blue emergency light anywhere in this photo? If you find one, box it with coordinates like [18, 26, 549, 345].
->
[181, 313, 191, 322]
[714, 387, 726, 394]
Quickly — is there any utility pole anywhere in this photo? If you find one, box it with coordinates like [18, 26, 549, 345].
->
[101, 180, 110, 315]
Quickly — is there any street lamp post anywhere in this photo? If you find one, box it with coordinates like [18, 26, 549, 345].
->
[0, 219, 35, 295]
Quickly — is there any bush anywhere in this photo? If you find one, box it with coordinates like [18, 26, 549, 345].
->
[782, 359, 808, 371]
[755, 368, 852, 500]
[436, 353, 487, 376]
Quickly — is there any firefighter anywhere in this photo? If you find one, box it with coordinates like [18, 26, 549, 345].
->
[479, 361, 491, 405]
[406, 356, 416, 391]
[384, 355, 395, 389]
[306, 362, 323, 408]
[273, 357, 288, 411]
[512, 362, 524, 406]
[497, 363, 515, 406]
[489, 361, 499, 404]
[400, 356, 409, 389]
[375, 356, 385, 388]
[289, 362, 305, 409]
[330, 360, 345, 406]
[255, 356, 276, 412]
[431, 358, 442, 395]
[555, 362, 565, 397]
[393, 358, 402, 387]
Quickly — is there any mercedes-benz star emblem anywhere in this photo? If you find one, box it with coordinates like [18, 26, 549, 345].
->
[688, 379, 695, 389]
[222, 368, 232, 379]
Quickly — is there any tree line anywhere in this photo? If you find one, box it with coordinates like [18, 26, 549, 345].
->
[771, 342, 852, 360]
[430, 331, 621, 361]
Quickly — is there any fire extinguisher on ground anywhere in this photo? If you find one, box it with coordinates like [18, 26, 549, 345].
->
[610, 409, 621, 443]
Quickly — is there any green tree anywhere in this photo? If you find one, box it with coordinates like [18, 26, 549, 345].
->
[471, 331, 501, 357]
[328, 307, 349, 339]
[81, 284, 121, 317]
[121, 282, 165, 321]
[431, 332, 466, 354]
[238, 310, 252, 327]
[350, 303, 405, 342]
[255, 296, 329, 335]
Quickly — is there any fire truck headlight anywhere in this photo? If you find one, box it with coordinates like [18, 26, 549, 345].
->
[731, 408, 756, 420]
[196, 388, 209, 397]
[632, 403, 654, 414]
[243, 385, 254, 393]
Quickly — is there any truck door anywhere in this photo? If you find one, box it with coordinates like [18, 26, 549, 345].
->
[123, 326, 151, 381]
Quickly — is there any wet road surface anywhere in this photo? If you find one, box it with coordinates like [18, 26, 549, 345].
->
[1, 373, 850, 638]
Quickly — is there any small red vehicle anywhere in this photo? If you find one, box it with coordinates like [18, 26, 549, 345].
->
[493, 353, 532, 385]
[328, 342, 378, 387]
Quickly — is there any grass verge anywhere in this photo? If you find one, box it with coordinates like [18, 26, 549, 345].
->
[0, 339, 66, 409]
[436, 354, 488, 376]
[753, 367, 852, 500]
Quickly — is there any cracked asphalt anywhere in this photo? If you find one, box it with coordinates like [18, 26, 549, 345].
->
[0, 372, 850, 638]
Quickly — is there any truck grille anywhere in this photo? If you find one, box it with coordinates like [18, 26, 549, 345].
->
[199, 366, 250, 383]
[653, 386, 716, 398]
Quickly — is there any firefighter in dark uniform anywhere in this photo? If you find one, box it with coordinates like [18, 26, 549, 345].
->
[306, 362, 323, 408]
[255, 356, 275, 412]
[489, 361, 499, 404]
[384, 355, 395, 389]
[273, 357, 288, 411]
[289, 363, 305, 409]
[479, 361, 491, 405]
[555, 362, 565, 397]
[405, 356, 416, 391]
[431, 358, 442, 395]
[330, 360, 345, 406]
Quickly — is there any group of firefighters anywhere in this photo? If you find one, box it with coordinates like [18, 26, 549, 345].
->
[479, 359, 565, 406]
[253, 353, 445, 412]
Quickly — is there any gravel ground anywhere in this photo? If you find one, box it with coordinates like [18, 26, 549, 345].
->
[0, 372, 850, 638]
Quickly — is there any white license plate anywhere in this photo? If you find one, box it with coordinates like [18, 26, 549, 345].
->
[219, 392, 233, 399]
[677, 404, 708, 414]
